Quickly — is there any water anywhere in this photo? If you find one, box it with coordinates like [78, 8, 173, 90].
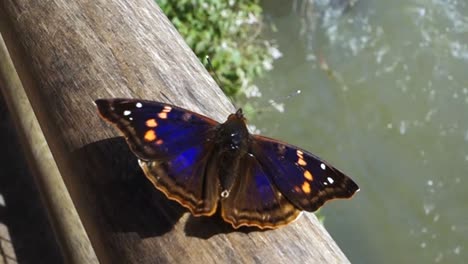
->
[253, 0, 468, 263]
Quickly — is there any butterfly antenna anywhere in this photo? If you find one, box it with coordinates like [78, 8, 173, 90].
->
[273, 89, 302, 102]
[206, 56, 224, 89]
[261, 90, 301, 113]
[205, 55, 240, 110]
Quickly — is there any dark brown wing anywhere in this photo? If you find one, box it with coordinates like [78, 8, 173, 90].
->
[251, 135, 359, 212]
[221, 153, 301, 229]
[96, 99, 221, 216]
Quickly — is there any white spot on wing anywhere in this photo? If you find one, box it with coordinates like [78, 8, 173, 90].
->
[320, 163, 326, 170]
[327, 177, 334, 184]
[136, 102, 143, 108]
[221, 190, 229, 198]
[163, 105, 172, 112]
[123, 110, 131, 116]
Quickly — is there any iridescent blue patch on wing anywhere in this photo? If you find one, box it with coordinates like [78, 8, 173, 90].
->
[240, 155, 280, 209]
[252, 136, 358, 211]
[113, 100, 215, 159]
[169, 146, 201, 177]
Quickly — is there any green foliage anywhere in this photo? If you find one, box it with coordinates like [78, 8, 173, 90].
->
[156, 0, 278, 100]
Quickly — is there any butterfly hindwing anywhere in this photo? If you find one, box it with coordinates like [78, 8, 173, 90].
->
[251, 135, 359, 212]
[96, 99, 221, 215]
[139, 147, 220, 216]
[221, 153, 301, 229]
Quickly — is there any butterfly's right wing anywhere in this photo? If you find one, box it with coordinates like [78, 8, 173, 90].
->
[251, 135, 359, 213]
[96, 99, 221, 216]
[220, 153, 302, 229]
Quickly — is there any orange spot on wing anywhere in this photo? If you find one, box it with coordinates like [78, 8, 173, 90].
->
[146, 118, 158, 128]
[156, 139, 164, 145]
[301, 182, 311, 194]
[158, 112, 167, 119]
[304, 170, 313, 181]
[296, 150, 306, 165]
[298, 158, 307, 166]
[144, 130, 156, 142]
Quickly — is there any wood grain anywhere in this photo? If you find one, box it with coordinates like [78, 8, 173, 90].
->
[0, 0, 351, 263]
[0, 33, 94, 263]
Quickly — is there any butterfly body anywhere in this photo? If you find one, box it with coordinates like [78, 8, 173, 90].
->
[96, 99, 359, 229]
[208, 109, 251, 196]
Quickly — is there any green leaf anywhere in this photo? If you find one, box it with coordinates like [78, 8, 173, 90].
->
[155, 0, 278, 100]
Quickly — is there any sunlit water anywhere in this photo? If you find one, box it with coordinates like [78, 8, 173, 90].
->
[252, 0, 468, 263]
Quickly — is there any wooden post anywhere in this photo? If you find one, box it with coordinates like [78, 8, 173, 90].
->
[0, 0, 351, 263]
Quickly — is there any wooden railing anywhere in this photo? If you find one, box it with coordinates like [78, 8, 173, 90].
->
[0, 1, 351, 263]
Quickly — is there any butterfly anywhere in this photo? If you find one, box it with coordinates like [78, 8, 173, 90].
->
[95, 98, 359, 229]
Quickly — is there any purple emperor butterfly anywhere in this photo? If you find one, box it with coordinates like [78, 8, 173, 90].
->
[96, 99, 359, 229]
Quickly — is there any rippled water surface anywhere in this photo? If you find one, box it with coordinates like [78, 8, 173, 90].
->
[253, 0, 468, 263]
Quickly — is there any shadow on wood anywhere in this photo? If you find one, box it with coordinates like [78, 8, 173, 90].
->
[0, 94, 63, 263]
[76, 137, 268, 240]
[74, 138, 184, 238]
[184, 212, 270, 239]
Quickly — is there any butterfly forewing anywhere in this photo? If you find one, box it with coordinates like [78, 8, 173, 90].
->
[96, 99, 221, 215]
[96, 99, 218, 160]
[251, 135, 359, 212]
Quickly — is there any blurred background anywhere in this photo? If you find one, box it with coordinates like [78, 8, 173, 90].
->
[160, 0, 468, 263]
[252, 0, 467, 263]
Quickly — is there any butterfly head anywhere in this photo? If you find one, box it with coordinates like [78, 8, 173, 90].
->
[234, 108, 244, 119]
[215, 108, 249, 152]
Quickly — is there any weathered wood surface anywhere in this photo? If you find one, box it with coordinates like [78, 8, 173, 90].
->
[0, 32, 95, 263]
[0, 0, 351, 263]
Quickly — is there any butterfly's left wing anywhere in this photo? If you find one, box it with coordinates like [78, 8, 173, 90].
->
[96, 99, 221, 216]
[251, 135, 359, 213]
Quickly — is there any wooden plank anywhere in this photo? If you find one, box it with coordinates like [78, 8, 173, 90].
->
[0, 0, 351, 263]
[0, 33, 96, 264]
